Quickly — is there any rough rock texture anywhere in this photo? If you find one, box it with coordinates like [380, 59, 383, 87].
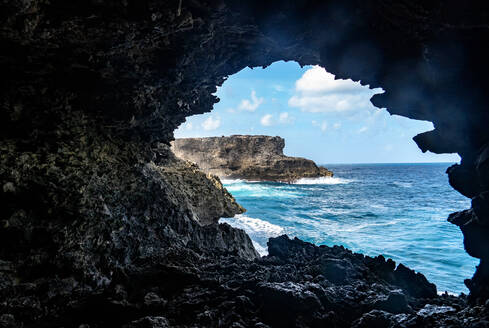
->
[2, 234, 486, 327]
[171, 135, 333, 182]
[0, 136, 258, 326]
[1, 0, 489, 326]
[152, 147, 245, 225]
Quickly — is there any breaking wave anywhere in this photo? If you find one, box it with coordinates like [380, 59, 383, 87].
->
[220, 214, 284, 256]
[220, 179, 245, 185]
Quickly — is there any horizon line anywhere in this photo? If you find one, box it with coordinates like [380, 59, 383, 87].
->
[318, 161, 458, 165]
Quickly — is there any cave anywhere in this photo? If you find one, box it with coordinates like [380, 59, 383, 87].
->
[2, 1, 489, 327]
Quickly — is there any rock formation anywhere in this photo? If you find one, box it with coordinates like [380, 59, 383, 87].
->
[2, 0, 489, 326]
[153, 146, 246, 225]
[172, 135, 333, 182]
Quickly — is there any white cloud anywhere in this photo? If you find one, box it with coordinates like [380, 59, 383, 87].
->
[288, 66, 382, 115]
[202, 116, 221, 131]
[279, 112, 293, 124]
[295, 66, 366, 94]
[239, 90, 264, 112]
[273, 84, 285, 92]
[312, 120, 328, 132]
[357, 126, 368, 134]
[289, 93, 372, 113]
[179, 121, 193, 131]
[260, 114, 273, 126]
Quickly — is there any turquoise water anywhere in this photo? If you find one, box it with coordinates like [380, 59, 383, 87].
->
[220, 163, 478, 294]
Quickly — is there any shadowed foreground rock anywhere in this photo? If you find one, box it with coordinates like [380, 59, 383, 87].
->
[4, 234, 487, 327]
[171, 135, 333, 182]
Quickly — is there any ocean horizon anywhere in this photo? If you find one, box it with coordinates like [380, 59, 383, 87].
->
[220, 162, 478, 295]
[311, 161, 457, 165]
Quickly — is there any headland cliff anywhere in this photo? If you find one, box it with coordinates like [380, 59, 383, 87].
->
[171, 135, 333, 182]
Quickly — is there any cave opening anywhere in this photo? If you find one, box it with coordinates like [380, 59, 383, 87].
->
[173, 60, 477, 294]
[3, 1, 489, 325]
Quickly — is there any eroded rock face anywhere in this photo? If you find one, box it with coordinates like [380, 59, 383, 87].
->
[0, 135, 258, 326]
[171, 135, 333, 182]
[153, 145, 245, 225]
[1, 0, 489, 326]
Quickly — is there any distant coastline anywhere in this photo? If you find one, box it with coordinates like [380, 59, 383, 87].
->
[318, 162, 458, 165]
[171, 135, 334, 183]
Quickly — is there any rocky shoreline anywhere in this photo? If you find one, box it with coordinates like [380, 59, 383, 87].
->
[172, 135, 333, 183]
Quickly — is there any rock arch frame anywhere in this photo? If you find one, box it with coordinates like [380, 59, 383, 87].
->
[1, 0, 489, 326]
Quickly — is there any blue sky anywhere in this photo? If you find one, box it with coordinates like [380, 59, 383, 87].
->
[175, 61, 459, 164]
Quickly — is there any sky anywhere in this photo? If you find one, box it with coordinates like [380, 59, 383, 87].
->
[174, 61, 460, 164]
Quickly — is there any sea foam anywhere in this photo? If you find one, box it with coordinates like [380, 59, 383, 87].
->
[220, 214, 284, 256]
[293, 176, 353, 185]
[223, 182, 300, 198]
[220, 179, 245, 185]
[393, 181, 413, 188]
[221, 214, 284, 235]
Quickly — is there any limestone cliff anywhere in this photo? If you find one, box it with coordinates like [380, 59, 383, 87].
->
[172, 135, 333, 182]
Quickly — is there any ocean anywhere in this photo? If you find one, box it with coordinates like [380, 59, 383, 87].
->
[220, 163, 478, 295]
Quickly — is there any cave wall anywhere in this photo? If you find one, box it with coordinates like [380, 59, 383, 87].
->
[2, 0, 489, 325]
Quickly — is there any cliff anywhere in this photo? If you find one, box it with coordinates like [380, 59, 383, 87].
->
[172, 135, 333, 182]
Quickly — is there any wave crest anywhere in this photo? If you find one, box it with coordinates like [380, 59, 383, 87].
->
[220, 214, 284, 256]
[220, 178, 245, 185]
[221, 214, 284, 235]
[293, 176, 353, 185]
[393, 181, 413, 188]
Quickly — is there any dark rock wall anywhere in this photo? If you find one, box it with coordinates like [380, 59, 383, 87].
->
[152, 147, 246, 225]
[1, 0, 489, 325]
[171, 135, 333, 182]
[0, 118, 258, 325]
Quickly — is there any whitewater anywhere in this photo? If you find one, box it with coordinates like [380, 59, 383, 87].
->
[220, 163, 478, 294]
